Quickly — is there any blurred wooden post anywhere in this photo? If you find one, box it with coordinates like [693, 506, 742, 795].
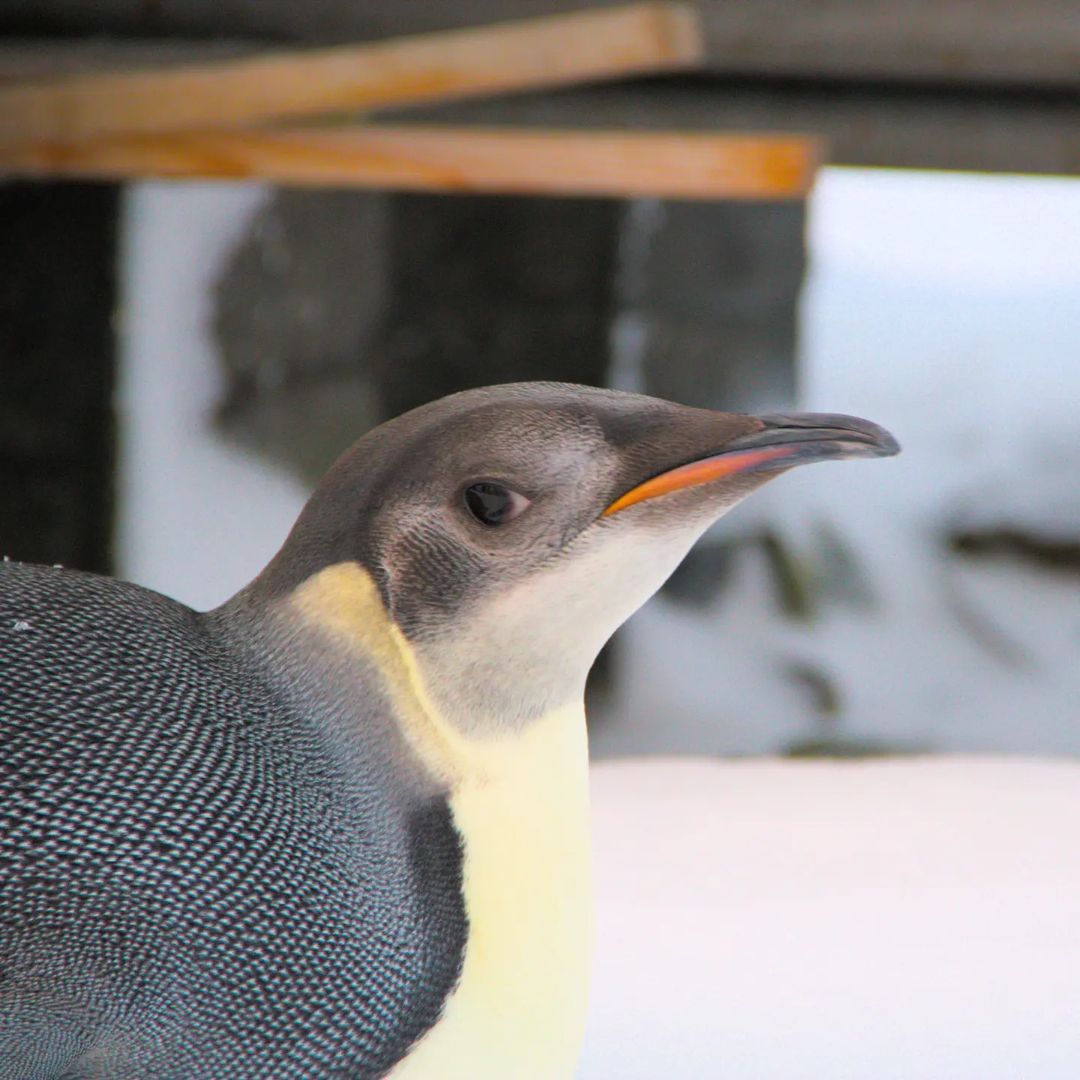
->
[0, 125, 821, 200]
[0, 4, 703, 146]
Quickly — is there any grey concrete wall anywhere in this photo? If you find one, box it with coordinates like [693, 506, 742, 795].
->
[213, 190, 388, 482]
[375, 194, 619, 418]
[212, 192, 621, 481]
[635, 201, 804, 413]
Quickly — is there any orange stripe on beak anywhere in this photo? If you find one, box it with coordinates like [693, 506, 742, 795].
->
[603, 445, 795, 517]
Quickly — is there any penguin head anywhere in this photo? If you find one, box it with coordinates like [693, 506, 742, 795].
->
[259, 383, 898, 733]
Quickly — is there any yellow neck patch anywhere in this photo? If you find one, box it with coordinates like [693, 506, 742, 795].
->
[289, 563, 593, 1080]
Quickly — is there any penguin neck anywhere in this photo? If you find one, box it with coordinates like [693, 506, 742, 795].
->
[278, 560, 588, 788]
[283, 562, 592, 1077]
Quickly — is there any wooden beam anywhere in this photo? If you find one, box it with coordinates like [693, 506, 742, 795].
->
[0, 4, 703, 147]
[0, 125, 822, 200]
[393, 79, 1080, 178]
[5, 1, 1076, 90]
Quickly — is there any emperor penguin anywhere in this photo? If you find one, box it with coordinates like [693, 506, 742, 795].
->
[0, 382, 898, 1079]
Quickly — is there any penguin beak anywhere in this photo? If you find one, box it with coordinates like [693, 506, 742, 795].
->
[603, 412, 900, 517]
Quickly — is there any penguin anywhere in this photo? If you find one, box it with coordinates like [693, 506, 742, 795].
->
[0, 382, 898, 1079]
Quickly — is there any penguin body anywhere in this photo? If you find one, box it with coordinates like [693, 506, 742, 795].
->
[0, 384, 897, 1078]
[0, 560, 466, 1078]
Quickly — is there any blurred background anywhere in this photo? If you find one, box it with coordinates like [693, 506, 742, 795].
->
[2, 1, 1078, 763]
[4, 7, 1080, 1078]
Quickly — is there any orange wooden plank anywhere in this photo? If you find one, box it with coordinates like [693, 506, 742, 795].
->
[0, 125, 822, 200]
[0, 5, 703, 147]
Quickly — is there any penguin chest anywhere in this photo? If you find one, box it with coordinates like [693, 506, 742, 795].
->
[393, 707, 592, 1080]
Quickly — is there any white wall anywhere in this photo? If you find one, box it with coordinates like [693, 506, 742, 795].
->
[117, 182, 308, 611]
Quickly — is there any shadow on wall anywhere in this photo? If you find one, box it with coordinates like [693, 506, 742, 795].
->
[211, 191, 619, 484]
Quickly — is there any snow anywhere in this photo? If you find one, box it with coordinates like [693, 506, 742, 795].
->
[582, 757, 1080, 1080]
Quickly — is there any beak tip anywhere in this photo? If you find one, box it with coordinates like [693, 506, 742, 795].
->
[751, 411, 901, 461]
[847, 422, 901, 459]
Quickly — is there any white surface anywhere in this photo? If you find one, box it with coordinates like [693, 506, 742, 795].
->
[811, 169, 1080, 292]
[582, 757, 1080, 1080]
[116, 182, 309, 611]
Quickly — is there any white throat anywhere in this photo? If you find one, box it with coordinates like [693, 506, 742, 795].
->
[412, 513, 721, 736]
[288, 564, 593, 1080]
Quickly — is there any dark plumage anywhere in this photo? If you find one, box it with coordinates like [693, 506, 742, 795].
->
[0, 562, 464, 1079]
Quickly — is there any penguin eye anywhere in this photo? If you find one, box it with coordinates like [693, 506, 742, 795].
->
[463, 482, 531, 526]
